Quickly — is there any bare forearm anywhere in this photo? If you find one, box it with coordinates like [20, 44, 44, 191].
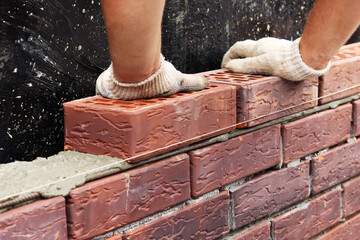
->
[100, 0, 165, 83]
[300, 0, 360, 69]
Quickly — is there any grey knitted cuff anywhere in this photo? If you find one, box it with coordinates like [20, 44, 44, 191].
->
[286, 38, 331, 81]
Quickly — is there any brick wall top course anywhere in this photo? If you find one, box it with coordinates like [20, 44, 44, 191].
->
[64, 84, 236, 163]
[204, 69, 318, 127]
[320, 43, 360, 104]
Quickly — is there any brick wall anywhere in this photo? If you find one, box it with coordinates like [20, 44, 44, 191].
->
[1, 43, 360, 240]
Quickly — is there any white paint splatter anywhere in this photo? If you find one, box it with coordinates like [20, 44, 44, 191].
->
[7, 131, 13, 139]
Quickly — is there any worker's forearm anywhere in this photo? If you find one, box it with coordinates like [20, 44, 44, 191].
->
[100, 0, 165, 83]
[300, 0, 360, 70]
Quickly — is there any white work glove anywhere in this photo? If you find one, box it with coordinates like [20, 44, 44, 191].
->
[96, 54, 208, 100]
[221, 37, 331, 81]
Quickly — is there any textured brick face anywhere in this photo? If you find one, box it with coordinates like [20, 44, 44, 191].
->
[66, 154, 191, 240]
[64, 84, 236, 162]
[232, 161, 310, 229]
[353, 100, 360, 136]
[318, 213, 360, 240]
[204, 69, 318, 127]
[319, 44, 360, 104]
[189, 125, 281, 198]
[0, 197, 67, 240]
[123, 191, 230, 240]
[343, 176, 360, 218]
[272, 189, 341, 240]
[311, 140, 360, 195]
[230, 220, 270, 240]
[282, 104, 352, 163]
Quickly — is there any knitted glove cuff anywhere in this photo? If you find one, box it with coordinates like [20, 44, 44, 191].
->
[109, 54, 166, 87]
[285, 38, 331, 81]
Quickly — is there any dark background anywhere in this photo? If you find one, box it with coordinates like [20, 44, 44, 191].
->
[1, 0, 360, 163]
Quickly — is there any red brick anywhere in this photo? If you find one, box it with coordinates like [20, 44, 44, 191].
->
[189, 125, 281, 198]
[204, 69, 318, 127]
[66, 154, 191, 240]
[230, 220, 270, 240]
[0, 197, 67, 240]
[319, 44, 360, 104]
[63, 84, 236, 163]
[311, 140, 360, 195]
[282, 104, 352, 163]
[353, 100, 360, 136]
[317, 213, 360, 240]
[272, 189, 341, 240]
[123, 191, 230, 240]
[343, 175, 360, 218]
[232, 161, 310, 229]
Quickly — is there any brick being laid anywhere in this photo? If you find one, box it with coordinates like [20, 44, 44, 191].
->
[272, 188, 341, 240]
[319, 43, 360, 104]
[66, 154, 191, 240]
[122, 191, 230, 240]
[63, 84, 236, 162]
[0, 197, 67, 240]
[189, 124, 281, 198]
[203, 69, 318, 128]
[282, 103, 352, 163]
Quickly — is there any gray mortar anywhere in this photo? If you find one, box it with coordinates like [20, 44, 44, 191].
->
[0, 151, 132, 209]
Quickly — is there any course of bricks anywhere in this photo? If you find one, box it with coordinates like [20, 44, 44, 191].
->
[1, 42, 360, 240]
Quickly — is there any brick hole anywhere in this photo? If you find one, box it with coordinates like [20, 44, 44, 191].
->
[141, 99, 158, 103]
[168, 95, 177, 98]
[249, 75, 264, 78]
[211, 73, 228, 77]
[215, 77, 232, 80]
[111, 102, 137, 108]
[230, 77, 249, 82]
[133, 102, 148, 106]
[134, 100, 153, 105]
[227, 73, 244, 77]
[115, 105, 137, 109]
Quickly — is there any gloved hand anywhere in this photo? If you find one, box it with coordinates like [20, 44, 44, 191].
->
[96, 54, 208, 100]
[221, 37, 331, 81]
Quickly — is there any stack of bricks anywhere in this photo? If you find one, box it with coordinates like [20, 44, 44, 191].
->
[1, 43, 360, 240]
